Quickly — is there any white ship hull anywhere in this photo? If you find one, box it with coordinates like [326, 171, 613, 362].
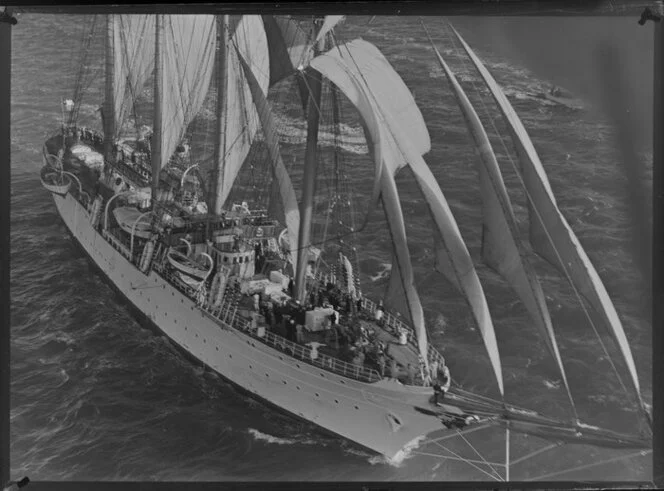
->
[50, 190, 448, 459]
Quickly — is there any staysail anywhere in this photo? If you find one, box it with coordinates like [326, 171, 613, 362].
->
[112, 14, 155, 136]
[154, 15, 217, 171]
[213, 15, 270, 210]
[311, 40, 504, 394]
[262, 15, 314, 86]
[429, 35, 575, 412]
[234, 45, 301, 270]
[451, 26, 645, 414]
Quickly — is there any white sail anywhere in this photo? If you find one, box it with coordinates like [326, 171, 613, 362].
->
[311, 39, 430, 220]
[315, 16, 345, 44]
[155, 15, 217, 171]
[235, 46, 301, 271]
[431, 40, 574, 409]
[112, 14, 155, 135]
[311, 40, 504, 394]
[452, 26, 644, 411]
[214, 15, 270, 209]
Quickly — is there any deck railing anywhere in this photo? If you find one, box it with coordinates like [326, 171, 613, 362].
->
[98, 203, 385, 384]
[361, 296, 446, 368]
[151, 256, 382, 384]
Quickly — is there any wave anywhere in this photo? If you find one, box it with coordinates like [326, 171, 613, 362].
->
[247, 428, 321, 447]
[369, 262, 392, 282]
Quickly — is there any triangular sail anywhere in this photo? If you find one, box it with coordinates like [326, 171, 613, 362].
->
[155, 15, 217, 171]
[261, 15, 314, 86]
[214, 15, 270, 210]
[234, 44, 301, 271]
[429, 37, 575, 413]
[112, 14, 155, 136]
[451, 26, 645, 414]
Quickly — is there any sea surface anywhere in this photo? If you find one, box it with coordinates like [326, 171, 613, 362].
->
[10, 14, 653, 482]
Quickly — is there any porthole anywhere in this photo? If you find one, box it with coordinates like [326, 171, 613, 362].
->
[162, 285, 165, 289]
[315, 393, 320, 397]
[296, 364, 301, 369]
[265, 373, 269, 378]
[296, 386, 301, 390]
[354, 405, 359, 410]
[339, 380, 346, 385]
[229, 354, 232, 359]
[282, 380, 287, 385]
[172, 292, 175, 296]
[203, 339, 206, 344]
[279, 356, 283, 361]
[319, 373, 325, 378]
[195, 333, 198, 338]
[216, 347, 219, 351]
[249, 365, 253, 369]
[334, 400, 339, 404]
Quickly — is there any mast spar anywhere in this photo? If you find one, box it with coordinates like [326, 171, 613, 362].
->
[295, 16, 325, 303]
[211, 14, 230, 216]
[151, 14, 163, 206]
[103, 14, 115, 163]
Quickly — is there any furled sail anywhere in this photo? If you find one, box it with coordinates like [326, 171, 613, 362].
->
[214, 15, 270, 209]
[112, 14, 155, 136]
[311, 40, 505, 394]
[154, 15, 217, 171]
[451, 26, 645, 412]
[430, 38, 574, 411]
[234, 45, 301, 270]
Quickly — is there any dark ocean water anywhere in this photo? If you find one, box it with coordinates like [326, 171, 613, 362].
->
[10, 15, 653, 481]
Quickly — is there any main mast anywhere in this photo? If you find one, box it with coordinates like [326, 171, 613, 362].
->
[294, 17, 325, 302]
[103, 14, 115, 162]
[211, 14, 230, 216]
[151, 14, 163, 205]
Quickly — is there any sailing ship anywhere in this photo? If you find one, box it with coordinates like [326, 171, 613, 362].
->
[39, 14, 651, 478]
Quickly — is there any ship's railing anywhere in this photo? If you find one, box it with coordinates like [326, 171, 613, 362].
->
[227, 312, 382, 384]
[361, 296, 446, 369]
[102, 229, 133, 262]
[151, 268, 383, 383]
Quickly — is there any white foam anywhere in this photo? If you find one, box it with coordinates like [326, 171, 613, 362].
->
[369, 435, 425, 467]
[248, 428, 297, 445]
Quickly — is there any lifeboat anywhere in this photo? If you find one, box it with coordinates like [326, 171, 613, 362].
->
[112, 206, 153, 239]
[167, 239, 213, 282]
[40, 166, 71, 195]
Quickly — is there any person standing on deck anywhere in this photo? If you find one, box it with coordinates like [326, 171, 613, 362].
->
[377, 352, 386, 378]
[406, 363, 416, 385]
[389, 358, 399, 381]
[433, 365, 451, 405]
[374, 306, 384, 327]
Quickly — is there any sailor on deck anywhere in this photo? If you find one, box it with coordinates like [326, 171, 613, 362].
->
[433, 365, 451, 405]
